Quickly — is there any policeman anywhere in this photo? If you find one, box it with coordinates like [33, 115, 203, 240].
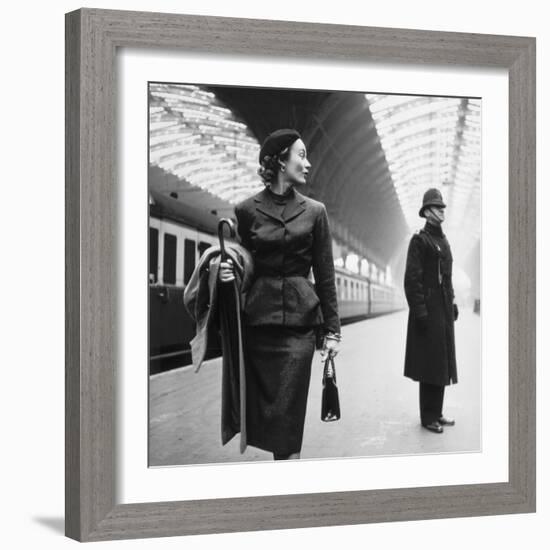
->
[403, 188, 458, 433]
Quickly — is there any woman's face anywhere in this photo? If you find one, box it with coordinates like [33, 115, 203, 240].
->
[282, 139, 311, 185]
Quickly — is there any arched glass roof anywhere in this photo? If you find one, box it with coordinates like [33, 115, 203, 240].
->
[148, 85, 480, 270]
[366, 94, 481, 261]
[149, 84, 263, 204]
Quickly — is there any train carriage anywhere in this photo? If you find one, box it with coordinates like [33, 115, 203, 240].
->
[149, 191, 402, 373]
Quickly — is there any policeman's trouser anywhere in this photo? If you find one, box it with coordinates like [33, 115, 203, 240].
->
[419, 382, 445, 425]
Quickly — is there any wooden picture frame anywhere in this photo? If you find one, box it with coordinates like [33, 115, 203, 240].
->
[65, 8, 536, 542]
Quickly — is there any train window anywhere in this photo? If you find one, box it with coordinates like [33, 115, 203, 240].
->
[198, 241, 212, 259]
[184, 239, 196, 285]
[163, 233, 177, 285]
[149, 227, 159, 283]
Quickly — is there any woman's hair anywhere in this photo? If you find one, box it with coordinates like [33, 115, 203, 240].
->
[257, 147, 291, 186]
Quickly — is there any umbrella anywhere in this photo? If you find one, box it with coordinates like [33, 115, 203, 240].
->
[217, 218, 247, 452]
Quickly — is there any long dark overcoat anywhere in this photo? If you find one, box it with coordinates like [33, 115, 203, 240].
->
[403, 223, 457, 386]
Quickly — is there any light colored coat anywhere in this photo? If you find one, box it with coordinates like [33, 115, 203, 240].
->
[183, 242, 254, 452]
[183, 242, 254, 372]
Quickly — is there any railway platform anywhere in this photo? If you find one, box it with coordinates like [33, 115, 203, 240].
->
[149, 309, 480, 466]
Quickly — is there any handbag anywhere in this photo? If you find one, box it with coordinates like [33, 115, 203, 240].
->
[321, 351, 341, 422]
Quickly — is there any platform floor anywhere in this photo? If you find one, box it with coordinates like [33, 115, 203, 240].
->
[149, 309, 480, 466]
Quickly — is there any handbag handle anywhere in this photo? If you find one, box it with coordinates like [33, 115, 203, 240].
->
[322, 352, 337, 383]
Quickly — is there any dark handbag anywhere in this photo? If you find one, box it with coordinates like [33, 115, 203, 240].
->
[321, 352, 341, 422]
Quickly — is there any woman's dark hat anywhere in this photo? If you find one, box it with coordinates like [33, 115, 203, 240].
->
[259, 129, 301, 164]
[419, 188, 447, 217]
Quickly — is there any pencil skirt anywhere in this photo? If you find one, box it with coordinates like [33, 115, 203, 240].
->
[244, 325, 316, 455]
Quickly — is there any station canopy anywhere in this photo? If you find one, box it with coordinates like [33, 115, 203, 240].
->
[149, 84, 480, 271]
[366, 94, 481, 261]
[149, 83, 407, 269]
[150, 84, 263, 204]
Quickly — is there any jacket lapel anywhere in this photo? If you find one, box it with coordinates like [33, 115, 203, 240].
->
[253, 188, 307, 224]
[254, 189, 283, 223]
[283, 191, 306, 223]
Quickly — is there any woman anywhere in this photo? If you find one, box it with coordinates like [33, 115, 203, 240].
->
[219, 128, 341, 460]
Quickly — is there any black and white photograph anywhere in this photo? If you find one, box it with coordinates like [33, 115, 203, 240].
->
[3, 0, 544, 545]
[147, 83, 481, 466]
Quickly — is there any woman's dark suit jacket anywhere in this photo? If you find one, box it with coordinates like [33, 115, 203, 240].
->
[234, 187, 340, 336]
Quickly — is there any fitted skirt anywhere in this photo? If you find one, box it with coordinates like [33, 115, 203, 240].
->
[244, 325, 316, 455]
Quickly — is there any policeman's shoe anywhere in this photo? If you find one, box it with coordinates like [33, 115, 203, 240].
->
[438, 416, 455, 426]
[422, 421, 444, 434]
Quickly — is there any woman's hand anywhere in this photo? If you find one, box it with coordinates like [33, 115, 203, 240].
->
[217, 258, 235, 283]
[321, 334, 340, 359]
